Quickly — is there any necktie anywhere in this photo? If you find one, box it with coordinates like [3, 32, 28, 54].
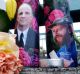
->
[19, 33, 24, 47]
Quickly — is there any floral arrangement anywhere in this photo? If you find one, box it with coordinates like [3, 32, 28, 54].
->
[45, 9, 64, 32]
[0, 52, 23, 74]
[0, 32, 23, 74]
[19, 48, 39, 67]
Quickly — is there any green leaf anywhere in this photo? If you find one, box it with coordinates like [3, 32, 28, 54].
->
[0, 10, 10, 32]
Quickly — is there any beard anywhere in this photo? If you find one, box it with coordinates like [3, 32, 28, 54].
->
[54, 33, 71, 47]
[54, 34, 65, 46]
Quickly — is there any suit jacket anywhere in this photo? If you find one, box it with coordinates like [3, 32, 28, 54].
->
[15, 28, 39, 49]
[15, 28, 39, 67]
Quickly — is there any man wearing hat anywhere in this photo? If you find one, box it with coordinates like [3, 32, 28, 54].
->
[47, 17, 78, 67]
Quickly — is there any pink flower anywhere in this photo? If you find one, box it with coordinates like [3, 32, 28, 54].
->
[32, 17, 38, 32]
[48, 13, 55, 22]
[45, 20, 51, 32]
[44, 6, 50, 16]
[23, 0, 31, 3]
[45, 20, 51, 27]
[21, 0, 39, 13]
[19, 48, 31, 66]
[50, 9, 64, 20]
[45, 9, 64, 32]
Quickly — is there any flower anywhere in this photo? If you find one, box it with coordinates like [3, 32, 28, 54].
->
[0, 52, 23, 74]
[44, 6, 50, 16]
[50, 9, 64, 21]
[19, 48, 31, 66]
[45, 9, 64, 32]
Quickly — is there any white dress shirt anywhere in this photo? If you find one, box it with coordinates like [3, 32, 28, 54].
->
[17, 28, 29, 46]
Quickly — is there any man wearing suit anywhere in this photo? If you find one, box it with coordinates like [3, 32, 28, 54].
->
[15, 3, 39, 67]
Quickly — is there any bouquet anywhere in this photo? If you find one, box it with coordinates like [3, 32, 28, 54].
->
[0, 32, 23, 74]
